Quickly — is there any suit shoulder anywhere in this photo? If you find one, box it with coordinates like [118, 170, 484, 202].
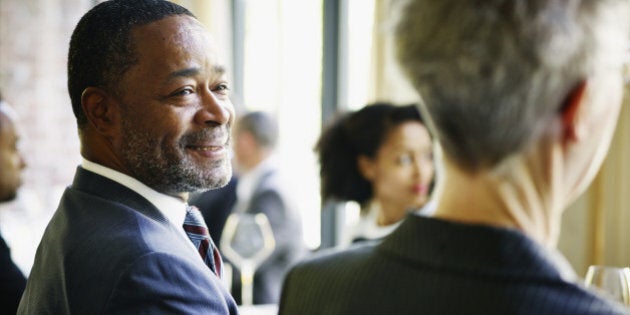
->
[285, 242, 380, 285]
[280, 243, 384, 315]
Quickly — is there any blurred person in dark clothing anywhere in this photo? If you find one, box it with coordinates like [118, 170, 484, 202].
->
[0, 92, 27, 314]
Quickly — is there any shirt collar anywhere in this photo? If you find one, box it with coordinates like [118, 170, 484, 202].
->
[414, 199, 438, 217]
[358, 203, 403, 240]
[81, 158, 188, 228]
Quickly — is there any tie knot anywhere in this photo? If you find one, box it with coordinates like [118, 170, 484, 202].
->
[184, 205, 210, 239]
[185, 205, 207, 227]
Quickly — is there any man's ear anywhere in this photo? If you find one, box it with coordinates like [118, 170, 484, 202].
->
[80, 87, 120, 137]
[559, 80, 588, 144]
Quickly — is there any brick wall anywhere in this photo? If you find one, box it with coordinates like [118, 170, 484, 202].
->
[0, 0, 92, 273]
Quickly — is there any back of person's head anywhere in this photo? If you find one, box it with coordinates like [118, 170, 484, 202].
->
[317, 103, 425, 206]
[396, 0, 629, 172]
[68, 0, 194, 129]
[236, 111, 279, 150]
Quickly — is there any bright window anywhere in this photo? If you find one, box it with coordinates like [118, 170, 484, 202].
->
[240, 0, 323, 248]
[239, 0, 377, 248]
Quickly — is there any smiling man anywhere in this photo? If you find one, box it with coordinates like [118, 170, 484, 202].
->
[18, 1, 237, 314]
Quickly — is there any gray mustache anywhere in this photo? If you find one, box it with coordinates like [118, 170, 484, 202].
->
[181, 127, 230, 146]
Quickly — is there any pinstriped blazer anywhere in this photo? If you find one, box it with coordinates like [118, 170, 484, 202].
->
[18, 167, 238, 314]
[279, 214, 629, 315]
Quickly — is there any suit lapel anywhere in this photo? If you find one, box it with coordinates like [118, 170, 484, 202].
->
[71, 167, 168, 225]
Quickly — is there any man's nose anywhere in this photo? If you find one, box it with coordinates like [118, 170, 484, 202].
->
[195, 91, 233, 127]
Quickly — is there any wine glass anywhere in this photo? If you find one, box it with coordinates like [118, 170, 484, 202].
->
[584, 265, 630, 306]
[220, 212, 276, 306]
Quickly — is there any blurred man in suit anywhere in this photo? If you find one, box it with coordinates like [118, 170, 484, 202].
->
[196, 111, 307, 304]
[0, 93, 27, 314]
[18, 1, 237, 313]
[280, 0, 630, 314]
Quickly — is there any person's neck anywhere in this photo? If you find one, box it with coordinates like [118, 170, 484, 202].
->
[372, 199, 409, 226]
[433, 150, 564, 248]
[238, 150, 270, 174]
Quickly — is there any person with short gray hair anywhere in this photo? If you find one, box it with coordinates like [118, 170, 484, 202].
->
[235, 111, 279, 151]
[279, 1, 630, 314]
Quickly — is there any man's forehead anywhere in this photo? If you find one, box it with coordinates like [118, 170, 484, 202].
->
[129, 15, 219, 63]
[115, 19, 226, 94]
[165, 64, 226, 81]
[131, 15, 212, 46]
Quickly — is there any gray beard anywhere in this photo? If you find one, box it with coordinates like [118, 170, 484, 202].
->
[119, 121, 232, 195]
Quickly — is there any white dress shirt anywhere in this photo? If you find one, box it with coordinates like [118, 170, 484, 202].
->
[341, 199, 438, 246]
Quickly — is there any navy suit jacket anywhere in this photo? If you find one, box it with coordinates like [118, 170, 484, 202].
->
[18, 167, 238, 314]
[280, 214, 629, 315]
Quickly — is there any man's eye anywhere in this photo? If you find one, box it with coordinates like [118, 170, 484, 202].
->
[173, 88, 194, 97]
[214, 84, 230, 92]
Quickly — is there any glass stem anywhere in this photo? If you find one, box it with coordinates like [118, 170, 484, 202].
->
[241, 261, 255, 306]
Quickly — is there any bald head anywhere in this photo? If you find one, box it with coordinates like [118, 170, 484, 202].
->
[0, 101, 25, 202]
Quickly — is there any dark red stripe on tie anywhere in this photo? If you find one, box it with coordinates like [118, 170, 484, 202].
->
[184, 205, 223, 278]
[183, 225, 209, 235]
[198, 239, 209, 260]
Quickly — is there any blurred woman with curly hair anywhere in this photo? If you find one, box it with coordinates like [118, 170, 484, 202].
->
[316, 103, 435, 244]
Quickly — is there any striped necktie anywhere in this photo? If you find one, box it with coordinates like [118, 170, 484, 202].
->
[183, 205, 223, 277]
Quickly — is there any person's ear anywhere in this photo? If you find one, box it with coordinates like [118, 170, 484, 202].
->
[81, 87, 120, 138]
[559, 80, 588, 144]
[357, 155, 376, 182]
